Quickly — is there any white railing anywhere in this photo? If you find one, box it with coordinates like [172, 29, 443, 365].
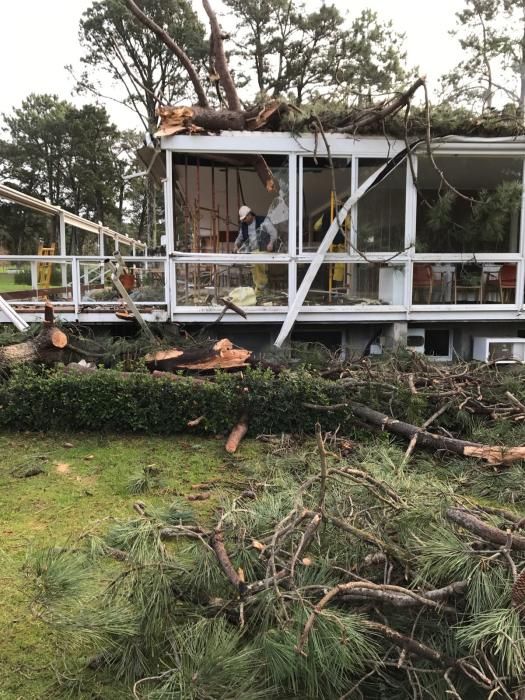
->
[0, 256, 168, 314]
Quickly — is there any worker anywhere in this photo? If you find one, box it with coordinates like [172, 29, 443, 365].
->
[233, 205, 278, 293]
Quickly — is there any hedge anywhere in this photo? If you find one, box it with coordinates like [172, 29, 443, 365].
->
[0, 366, 371, 436]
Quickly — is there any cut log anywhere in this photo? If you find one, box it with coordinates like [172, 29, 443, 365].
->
[225, 414, 248, 454]
[0, 323, 67, 368]
[145, 338, 251, 372]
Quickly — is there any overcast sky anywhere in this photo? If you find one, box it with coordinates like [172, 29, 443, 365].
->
[0, 0, 465, 131]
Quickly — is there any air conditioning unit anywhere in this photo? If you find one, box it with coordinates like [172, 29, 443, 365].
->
[473, 337, 525, 363]
[406, 328, 425, 354]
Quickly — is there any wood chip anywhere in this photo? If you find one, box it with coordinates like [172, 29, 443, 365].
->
[187, 492, 211, 501]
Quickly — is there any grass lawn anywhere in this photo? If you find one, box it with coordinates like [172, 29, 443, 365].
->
[0, 431, 262, 699]
[0, 271, 33, 293]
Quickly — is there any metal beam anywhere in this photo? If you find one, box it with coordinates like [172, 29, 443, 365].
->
[0, 183, 146, 250]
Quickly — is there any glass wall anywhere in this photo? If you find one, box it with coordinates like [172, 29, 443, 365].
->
[356, 159, 406, 252]
[412, 262, 518, 305]
[416, 156, 522, 253]
[300, 157, 352, 252]
[297, 262, 405, 305]
[173, 154, 289, 254]
[175, 262, 288, 306]
[0, 260, 73, 303]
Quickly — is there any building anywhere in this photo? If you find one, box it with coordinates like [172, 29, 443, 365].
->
[2, 130, 525, 361]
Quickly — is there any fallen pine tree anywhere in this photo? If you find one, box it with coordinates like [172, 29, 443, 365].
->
[25, 426, 525, 699]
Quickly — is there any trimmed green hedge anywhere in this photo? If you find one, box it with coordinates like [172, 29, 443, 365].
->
[0, 367, 362, 436]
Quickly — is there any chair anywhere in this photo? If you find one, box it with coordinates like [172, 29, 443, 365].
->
[484, 264, 516, 303]
[454, 264, 483, 304]
[412, 264, 433, 304]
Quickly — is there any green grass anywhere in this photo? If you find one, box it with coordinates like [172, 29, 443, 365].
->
[0, 431, 261, 699]
[0, 271, 33, 293]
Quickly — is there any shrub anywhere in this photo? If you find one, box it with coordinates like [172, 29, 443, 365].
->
[0, 366, 357, 436]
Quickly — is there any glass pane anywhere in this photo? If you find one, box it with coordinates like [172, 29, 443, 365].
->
[357, 159, 406, 252]
[173, 154, 289, 253]
[80, 260, 166, 304]
[0, 200, 58, 255]
[0, 261, 73, 303]
[175, 263, 288, 306]
[301, 157, 352, 252]
[412, 262, 517, 304]
[297, 262, 405, 305]
[66, 224, 99, 255]
[416, 156, 523, 253]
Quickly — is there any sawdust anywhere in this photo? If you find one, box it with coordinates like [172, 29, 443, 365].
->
[55, 463, 71, 475]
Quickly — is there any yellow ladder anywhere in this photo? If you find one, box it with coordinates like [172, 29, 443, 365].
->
[37, 242, 56, 290]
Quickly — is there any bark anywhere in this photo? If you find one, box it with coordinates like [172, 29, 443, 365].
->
[124, 0, 209, 108]
[211, 527, 245, 593]
[0, 324, 67, 368]
[446, 507, 525, 551]
[201, 0, 241, 111]
[225, 414, 249, 454]
[155, 101, 285, 136]
[145, 338, 251, 372]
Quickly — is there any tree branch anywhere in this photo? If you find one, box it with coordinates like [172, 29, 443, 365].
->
[124, 0, 210, 108]
[201, 0, 241, 111]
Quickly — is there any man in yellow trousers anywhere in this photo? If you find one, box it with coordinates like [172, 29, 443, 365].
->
[233, 206, 278, 294]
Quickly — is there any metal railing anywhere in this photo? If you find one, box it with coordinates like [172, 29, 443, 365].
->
[0, 256, 168, 314]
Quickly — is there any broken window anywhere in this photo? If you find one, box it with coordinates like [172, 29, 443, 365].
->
[416, 156, 523, 253]
[173, 154, 289, 254]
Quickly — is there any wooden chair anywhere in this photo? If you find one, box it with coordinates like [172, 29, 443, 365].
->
[484, 264, 516, 303]
[453, 264, 483, 304]
[412, 264, 433, 304]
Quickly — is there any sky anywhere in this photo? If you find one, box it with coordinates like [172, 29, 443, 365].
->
[0, 0, 465, 132]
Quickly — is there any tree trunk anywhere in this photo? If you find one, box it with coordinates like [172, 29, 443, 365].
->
[144, 338, 251, 372]
[155, 102, 285, 137]
[0, 320, 67, 369]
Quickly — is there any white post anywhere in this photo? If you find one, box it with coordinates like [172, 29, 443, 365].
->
[165, 150, 175, 317]
[30, 261, 38, 291]
[288, 153, 297, 307]
[517, 159, 525, 309]
[404, 154, 418, 312]
[71, 257, 80, 316]
[99, 225, 105, 284]
[59, 210, 67, 288]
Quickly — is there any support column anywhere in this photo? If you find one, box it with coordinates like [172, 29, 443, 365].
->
[59, 211, 67, 288]
[383, 321, 408, 351]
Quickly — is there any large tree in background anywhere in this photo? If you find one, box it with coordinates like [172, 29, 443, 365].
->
[77, 0, 208, 131]
[0, 95, 141, 253]
[442, 0, 525, 111]
[223, 0, 407, 105]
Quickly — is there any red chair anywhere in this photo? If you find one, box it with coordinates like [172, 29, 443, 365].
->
[412, 264, 433, 304]
[484, 264, 516, 303]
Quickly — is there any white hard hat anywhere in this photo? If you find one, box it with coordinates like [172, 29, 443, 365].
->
[239, 205, 251, 222]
